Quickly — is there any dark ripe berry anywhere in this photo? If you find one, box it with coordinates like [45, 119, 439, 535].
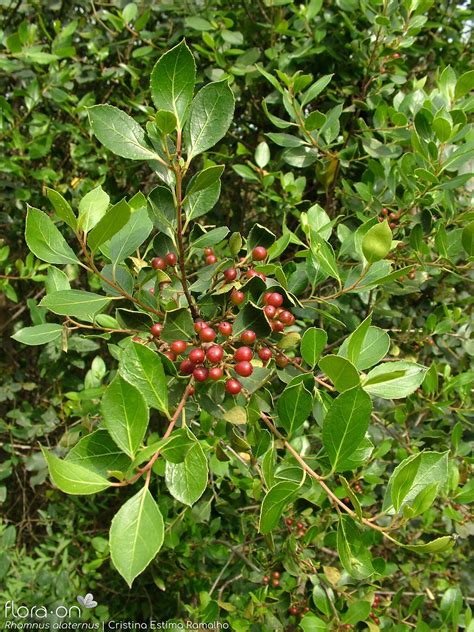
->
[252, 246, 268, 261]
[189, 348, 206, 364]
[150, 323, 162, 338]
[171, 340, 187, 354]
[231, 290, 245, 305]
[203, 247, 214, 256]
[209, 366, 223, 381]
[373, 617, 380, 625]
[289, 607, 298, 616]
[262, 576, 269, 585]
[278, 310, 293, 324]
[206, 254, 217, 265]
[179, 359, 195, 375]
[296, 522, 304, 530]
[378, 217, 384, 222]
[188, 385, 195, 396]
[151, 256, 167, 270]
[271, 321, 285, 333]
[294, 356, 302, 365]
[258, 347, 272, 362]
[408, 271, 416, 280]
[272, 571, 280, 579]
[206, 345, 224, 363]
[234, 346, 253, 362]
[389, 211, 398, 220]
[165, 351, 177, 361]
[193, 366, 209, 382]
[381, 207, 389, 216]
[264, 305, 277, 319]
[246, 269, 258, 278]
[303, 607, 310, 613]
[272, 579, 280, 587]
[218, 321, 233, 336]
[165, 252, 177, 266]
[275, 354, 288, 368]
[235, 361, 253, 377]
[286, 518, 293, 526]
[389, 221, 397, 229]
[240, 329, 256, 344]
[225, 378, 242, 395]
[199, 327, 216, 342]
[223, 268, 237, 282]
[194, 320, 207, 333]
[267, 292, 283, 307]
[263, 292, 273, 304]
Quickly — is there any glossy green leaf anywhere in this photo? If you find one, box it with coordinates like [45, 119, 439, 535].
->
[277, 380, 313, 435]
[402, 536, 454, 554]
[338, 326, 390, 370]
[25, 207, 79, 265]
[259, 480, 300, 534]
[119, 342, 168, 414]
[161, 307, 195, 343]
[185, 165, 224, 197]
[319, 355, 360, 392]
[322, 387, 372, 472]
[12, 323, 63, 346]
[40, 290, 111, 323]
[341, 601, 371, 624]
[46, 187, 76, 230]
[362, 361, 427, 399]
[66, 429, 132, 477]
[109, 486, 164, 587]
[185, 80, 235, 158]
[299, 613, 327, 631]
[77, 185, 110, 234]
[455, 69, 474, 99]
[165, 441, 208, 506]
[42, 448, 111, 495]
[101, 375, 149, 458]
[346, 315, 371, 366]
[155, 110, 177, 135]
[109, 207, 153, 264]
[461, 220, 474, 255]
[300, 327, 327, 367]
[192, 226, 229, 249]
[362, 220, 392, 263]
[337, 515, 374, 579]
[88, 199, 131, 251]
[150, 40, 196, 127]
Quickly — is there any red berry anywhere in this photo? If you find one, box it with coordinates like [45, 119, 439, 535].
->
[267, 292, 283, 307]
[252, 246, 268, 261]
[149, 287, 155, 295]
[272, 571, 280, 579]
[209, 367, 223, 381]
[389, 221, 397, 229]
[381, 207, 389, 216]
[206, 345, 224, 364]
[188, 385, 195, 395]
[203, 247, 214, 256]
[206, 254, 217, 265]
[286, 518, 293, 526]
[258, 347, 272, 362]
[170, 340, 187, 354]
[179, 359, 195, 375]
[278, 310, 293, 324]
[296, 521, 304, 530]
[289, 607, 298, 616]
[150, 323, 162, 338]
[272, 579, 280, 587]
[223, 268, 237, 282]
[264, 305, 277, 319]
[240, 329, 256, 344]
[262, 576, 269, 585]
[294, 356, 302, 365]
[246, 269, 258, 278]
[164, 352, 177, 361]
[193, 366, 209, 382]
[234, 361, 253, 377]
[194, 320, 207, 333]
[234, 346, 253, 362]
[189, 348, 206, 364]
[271, 321, 285, 333]
[165, 252, 177, 266]
[151, 256, 167, 270]
[225, 378, 242, 395]
[199, 327, 216, 342]
[275, 354, 288, 368]
[303, 607, 310, 613]
[297, 530, 305, 537]
[231, 290, 245, 305]
[373, 617, 380, 625]
[218, 321, 233, 336]
[263, 292, 273, 304]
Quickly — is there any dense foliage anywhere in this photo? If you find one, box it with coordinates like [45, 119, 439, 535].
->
[1, 1, 473, 630]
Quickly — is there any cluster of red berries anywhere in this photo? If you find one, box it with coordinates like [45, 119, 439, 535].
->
[203, 246, 217, 266]
[262, 291, 296, 333]
[378, 207, 401, 230]
[262, 570, 281, 588]
[288, 602, 310, 618]
[151, 252, 177, 270]
[285, 517, 306, 538]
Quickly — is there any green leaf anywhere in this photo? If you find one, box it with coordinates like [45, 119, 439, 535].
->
[184, 178, 221, 221]
[341, 601, 371, 625]
[455, 69, 474, 99]
[383, 451, 448, 513]
[402, 536, 454, 554]
[88, 199, 131, 251]
[310, 236, 339, 281]
[42, 448, 111, 495]
[362, 220, 392, 263]
[12, 323, 63, 346]
[155, 110, 177, 135]
[101, 375, 149, 458]
[277, 380, 313, 436]
[78, 185, 110, 234]
[301, 327, 327, 367]
[119, 342, 168, 414]
[255, 141, 270, 168]
[461, 220, 474, 256]
[165, 441, 208, 506]
[362, 361, 427, 399]
[319, 355, 360, 392]
[40, 290, 111, 323]
[109, 486, 164, 587]
[46, 188, 77, 230]
[66, 429, 132, 477]
[185, 80, 235, 159]
[147, 186, 175, 236]
[109, 207, 153, 264]
[161, 307, 195, 343]
[346, 315, 371, 366]
[337, 515, 374, 579]
[185, 165, 224, 196]
[233, 302, 272, 338]
[89, 105, 159, 160]
[322, 387, 372, 472]
[302, 73, 334, 106]
[299, 613, 328, 631]
[25, 207, 79, 265]
[150, 40, 196, 128]
[338, 326, 390, 370]
[192, 226, 230, 249]
[259, 480, 300, 534]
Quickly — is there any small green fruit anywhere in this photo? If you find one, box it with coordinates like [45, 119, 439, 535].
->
[362, 220, 392, 263]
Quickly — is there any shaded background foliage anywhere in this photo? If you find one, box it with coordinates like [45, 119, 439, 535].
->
[0, 0, 473, 629]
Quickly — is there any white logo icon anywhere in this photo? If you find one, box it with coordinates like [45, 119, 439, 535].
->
[76, 593, 97, 609]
